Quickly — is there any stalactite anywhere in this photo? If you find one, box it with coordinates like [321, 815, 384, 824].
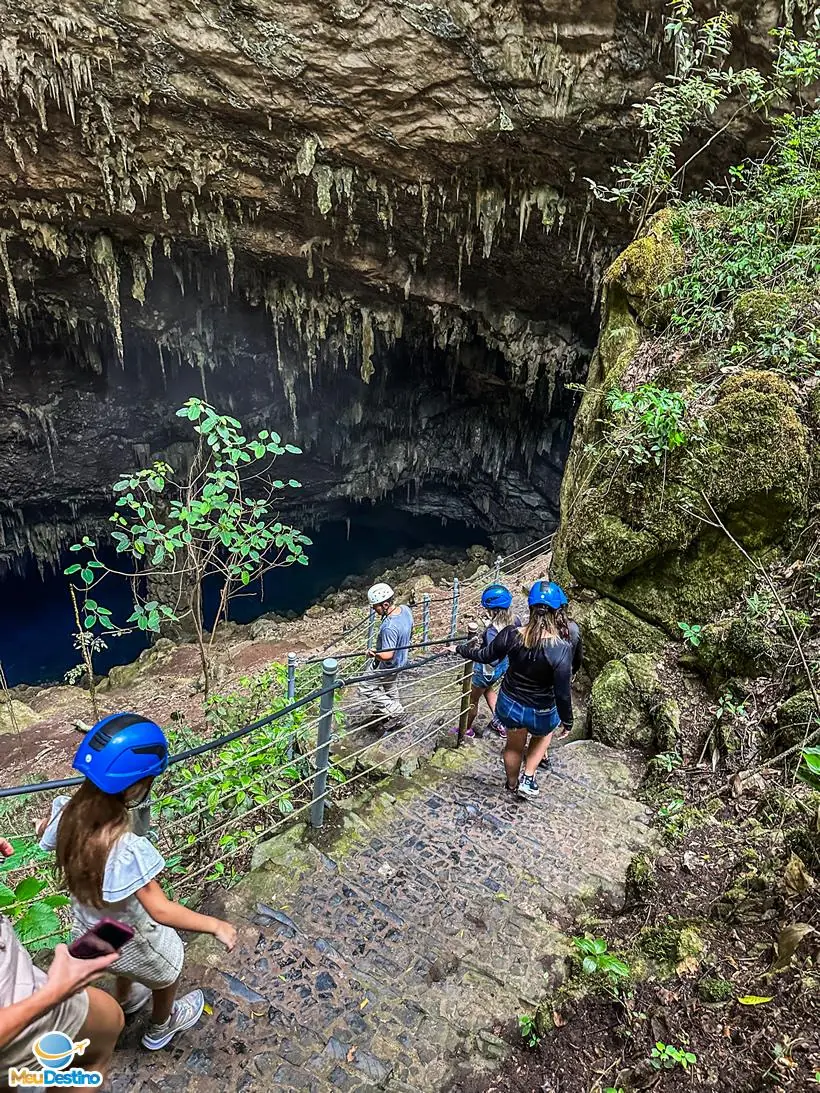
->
[313, 164, 334, 216]
[0, 231, 20, 323]
[360, 308, 374, 383]
[475, 186, 505, 259]
[90, 232, 123, 361]
[296, 136, 318, 175]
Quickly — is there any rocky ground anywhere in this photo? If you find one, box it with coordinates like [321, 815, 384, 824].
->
[105, 734, 654, 1093]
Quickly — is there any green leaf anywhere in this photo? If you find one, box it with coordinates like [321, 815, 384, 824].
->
[582, 956, 597, 975]
[64, 563, 82, 575]
[737, 995, 773, 1005]
[15, 904, 62, 947]
[0, 883, 16, 909]
[83, 616, 96, 630]
[43, 893, 71, 909]
[14, 876, 47, 901]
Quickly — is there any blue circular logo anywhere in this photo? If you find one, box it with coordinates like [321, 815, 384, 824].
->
[33, 1031, 76, 1071]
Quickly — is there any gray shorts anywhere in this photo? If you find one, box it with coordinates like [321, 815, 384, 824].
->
[72, 907, 184, 991]
[0, 917, 90, 1078]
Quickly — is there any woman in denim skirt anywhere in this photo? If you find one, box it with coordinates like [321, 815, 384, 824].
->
[455, 581, 574, 801]
[451, 584, 520, 740]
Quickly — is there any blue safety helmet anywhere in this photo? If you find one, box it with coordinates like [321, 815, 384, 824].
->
[527, 580, 568, 610]
[481, 583, 513, 610]
[73, 713, 168, 795]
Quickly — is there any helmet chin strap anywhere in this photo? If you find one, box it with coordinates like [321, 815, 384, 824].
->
[125, 785, 151, 808]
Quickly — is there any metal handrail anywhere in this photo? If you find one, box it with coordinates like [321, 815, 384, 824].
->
[0, 532, 554, 805]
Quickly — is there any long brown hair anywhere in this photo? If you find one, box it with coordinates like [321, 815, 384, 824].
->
[56, 781, 134, 907]
[555, 606, 573, 643]
[519, 604, 569, 649]
[488, 606, 517, 631]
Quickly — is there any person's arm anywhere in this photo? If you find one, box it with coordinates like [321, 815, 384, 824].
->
[368, 613, 404, 661]
[553, 646, 574, 729]
[369, 647, 396, 662]
[135, 881, 237, 951]
[456, 627, 514, 665]
[0, 839, 118, 1050]
[0, 945, 119, 1050]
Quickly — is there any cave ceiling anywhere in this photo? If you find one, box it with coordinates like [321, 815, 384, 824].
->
[0, 0, 789, 569]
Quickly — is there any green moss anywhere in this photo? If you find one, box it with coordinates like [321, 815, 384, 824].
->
[698, 976, 734, 1003]
[626, 852, 656, 904]
[690, 616, 777, 682]
[589, 653, 679, 753]
[573, 596, 667, 678]
[562, 366, 809, 630]
[639, 920, 706, 968]
[775, 690, 818, 751]
[733, 289, 794, 337]
[718, 369, 796, 404]
[605, 210, 684, 328]
[567, 514, 659, 587]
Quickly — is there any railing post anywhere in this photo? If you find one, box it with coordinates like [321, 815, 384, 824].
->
[457, 622, 478, 746]
[422, 593, 431, 644]
[493, 555, 502, 583]
[366, 608, 376, 652]
[286, 652, 297, 700]
[310, 658, 338, 829]
[449, 577, 459, 640]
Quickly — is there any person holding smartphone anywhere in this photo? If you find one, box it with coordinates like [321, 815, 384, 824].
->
[38, 713, 237, 1053]
[0, 837, 125, 1080]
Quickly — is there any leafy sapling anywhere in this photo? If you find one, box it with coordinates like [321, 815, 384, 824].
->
[518, 1013, 541, 1048]
[650, 1041, 697, 1071]
[573, 935, 631, 993]
[65, 399, 312, 700]
[677, 621, 702, 647]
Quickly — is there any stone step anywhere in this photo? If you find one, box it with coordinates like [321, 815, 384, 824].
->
[109, 738, 656, 1092]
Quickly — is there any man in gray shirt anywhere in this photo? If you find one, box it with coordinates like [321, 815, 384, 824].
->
[358, 583, 414, 721]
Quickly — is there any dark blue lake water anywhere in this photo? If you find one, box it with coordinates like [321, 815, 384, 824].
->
[0, 505, 486, 687]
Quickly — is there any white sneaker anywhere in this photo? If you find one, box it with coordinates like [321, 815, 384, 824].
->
[517, 774, 540, 800]
[141, 989, 205, 1050]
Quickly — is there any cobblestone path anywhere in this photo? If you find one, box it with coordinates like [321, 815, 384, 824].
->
[112, 737, 655, 1092]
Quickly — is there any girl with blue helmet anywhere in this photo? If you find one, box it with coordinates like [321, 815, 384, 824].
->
[451, 584, 520, 740]
[454, 581, 578, 800]
[37, 714, 237, 1053]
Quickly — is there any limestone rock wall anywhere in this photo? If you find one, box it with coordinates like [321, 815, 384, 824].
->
[0, 0, 788, 569]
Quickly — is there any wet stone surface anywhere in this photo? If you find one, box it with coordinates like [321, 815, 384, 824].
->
[112, 738, 655, 1091]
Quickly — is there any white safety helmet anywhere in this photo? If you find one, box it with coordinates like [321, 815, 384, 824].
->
[367, 582, 394, 606]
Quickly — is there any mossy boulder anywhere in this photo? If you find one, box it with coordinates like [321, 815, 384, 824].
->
[774, 690, 818, 752]
[639, 920, 707, 973]
[605, 210, 684, 329]
[689, 616, 777, 682]
[572, 596, 667, 678]
[733, 289, 794, 338]
[589, 653, 679, 753]
[697, 976, 734, 1003]
[557, 367, 809, 631]
[626, 852, 657, 905]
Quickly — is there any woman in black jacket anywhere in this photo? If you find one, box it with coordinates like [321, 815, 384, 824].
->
[455, 581, 574, 801]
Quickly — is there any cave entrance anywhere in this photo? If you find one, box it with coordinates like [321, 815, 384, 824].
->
[0, 500, 489, 687]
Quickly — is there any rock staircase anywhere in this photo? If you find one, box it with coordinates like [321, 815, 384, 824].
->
[111, 736, 656, 1092]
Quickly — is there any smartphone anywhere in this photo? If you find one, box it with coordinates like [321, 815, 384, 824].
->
[68, 918, 135, 960]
